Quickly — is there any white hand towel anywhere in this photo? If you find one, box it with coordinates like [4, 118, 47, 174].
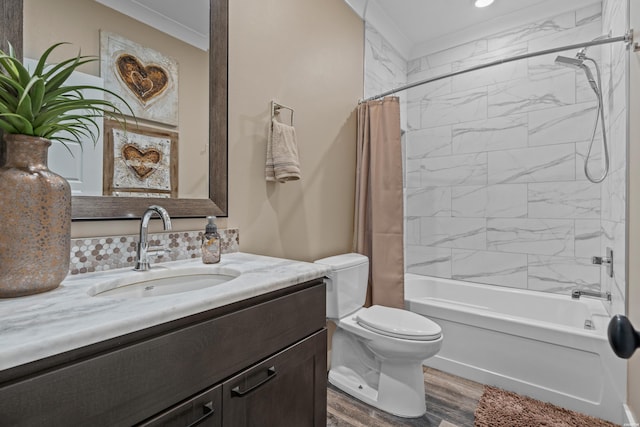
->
[266, 119, 301, 182]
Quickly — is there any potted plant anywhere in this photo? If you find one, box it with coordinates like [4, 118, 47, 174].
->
[0, 43, 133, 297]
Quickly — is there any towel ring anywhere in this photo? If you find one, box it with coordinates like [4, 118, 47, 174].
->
[271, 100, 294, 126]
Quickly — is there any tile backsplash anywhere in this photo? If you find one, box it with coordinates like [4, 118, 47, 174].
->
[69, 229, 239, 275]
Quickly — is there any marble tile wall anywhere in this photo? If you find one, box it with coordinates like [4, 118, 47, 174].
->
[397, 1, 628, 296]
[364, 23, 408, 125]
[68, 228, 240, 275]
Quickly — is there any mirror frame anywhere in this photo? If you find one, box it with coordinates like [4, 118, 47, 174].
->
[0, 0, 228, 219]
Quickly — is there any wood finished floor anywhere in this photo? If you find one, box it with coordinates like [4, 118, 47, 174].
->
[327, 367, 484, 427]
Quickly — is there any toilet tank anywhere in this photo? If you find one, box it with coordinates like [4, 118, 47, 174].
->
[314, 253, 369, 319]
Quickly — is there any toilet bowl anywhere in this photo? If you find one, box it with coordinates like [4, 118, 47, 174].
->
[315, 253, 443, 418]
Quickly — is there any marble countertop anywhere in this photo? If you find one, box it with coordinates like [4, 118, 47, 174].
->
[0, 252, 330, 372]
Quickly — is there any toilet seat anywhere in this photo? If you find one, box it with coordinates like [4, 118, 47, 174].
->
[355, 305, 442, 341]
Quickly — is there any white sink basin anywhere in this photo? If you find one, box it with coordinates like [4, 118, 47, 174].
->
[89, 268, 240, 299]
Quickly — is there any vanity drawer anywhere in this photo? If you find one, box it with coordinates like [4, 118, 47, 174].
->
[138, 384, 222, 427]
[0, 281, 326, 426]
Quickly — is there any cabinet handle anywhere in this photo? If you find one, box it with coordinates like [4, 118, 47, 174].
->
[231, 366, 277, 397]
[185, 401, 214, 427]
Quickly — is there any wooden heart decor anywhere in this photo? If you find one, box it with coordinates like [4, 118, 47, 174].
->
[122, 143, 162, 180]
[116, 54, 169, 104]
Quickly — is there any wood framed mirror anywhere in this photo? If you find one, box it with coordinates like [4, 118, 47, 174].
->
[0, 0, 228, 219]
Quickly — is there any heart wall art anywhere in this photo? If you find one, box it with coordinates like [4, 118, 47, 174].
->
[103, 120, 178, 197]
[101, 31, 179, 126]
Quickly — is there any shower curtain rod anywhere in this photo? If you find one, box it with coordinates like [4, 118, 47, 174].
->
[360, 30, 634, 103]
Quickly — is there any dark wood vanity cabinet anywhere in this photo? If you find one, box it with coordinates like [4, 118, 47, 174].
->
[0, 280, 327, 427]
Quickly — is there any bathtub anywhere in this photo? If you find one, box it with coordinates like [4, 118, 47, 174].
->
[404, 273, 626, 424]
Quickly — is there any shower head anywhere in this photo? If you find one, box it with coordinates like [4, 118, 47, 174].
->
[554, 55, 584, 69]
[554, 55, 599, 94]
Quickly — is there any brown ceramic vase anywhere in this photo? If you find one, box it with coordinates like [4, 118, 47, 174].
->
[0, 135, 71, 297]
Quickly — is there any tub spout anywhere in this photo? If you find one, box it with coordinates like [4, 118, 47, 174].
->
[571, 288, 611, 302]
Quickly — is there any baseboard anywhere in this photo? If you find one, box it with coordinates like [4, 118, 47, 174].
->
[623, 404, 638, 427]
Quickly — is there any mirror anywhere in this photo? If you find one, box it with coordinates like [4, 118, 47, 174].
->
[0, 0, 227, 219]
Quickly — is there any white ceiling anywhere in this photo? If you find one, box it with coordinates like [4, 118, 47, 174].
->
[346, 0, 599, 57]
[133, 0, 209, 35]
[375, 0, 551, 44]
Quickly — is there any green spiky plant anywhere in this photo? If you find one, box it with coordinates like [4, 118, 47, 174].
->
[0, 42, 134, 150]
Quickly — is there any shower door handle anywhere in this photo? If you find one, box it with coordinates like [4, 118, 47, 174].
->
[608, 314, 640, 359]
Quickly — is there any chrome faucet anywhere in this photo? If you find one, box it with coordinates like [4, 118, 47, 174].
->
[571, 288, 612, 302]
[134, 205, 172, 271]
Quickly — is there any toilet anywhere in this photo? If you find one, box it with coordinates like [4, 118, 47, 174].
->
[315, 253, 442, 418]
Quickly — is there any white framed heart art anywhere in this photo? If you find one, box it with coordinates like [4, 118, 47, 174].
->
[101, 31, 179, 126]
[102, 120, 179, 198]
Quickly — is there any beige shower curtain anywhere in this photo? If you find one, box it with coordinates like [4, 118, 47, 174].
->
[353, 96, 404, 309]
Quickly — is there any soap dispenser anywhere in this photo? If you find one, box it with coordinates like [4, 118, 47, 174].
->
[202, 216, 221, 264]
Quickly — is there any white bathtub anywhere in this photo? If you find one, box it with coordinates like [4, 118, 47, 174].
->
[404, 273, 626, 424]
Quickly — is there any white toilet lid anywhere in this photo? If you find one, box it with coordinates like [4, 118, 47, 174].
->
[355, 305, 442, 341]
